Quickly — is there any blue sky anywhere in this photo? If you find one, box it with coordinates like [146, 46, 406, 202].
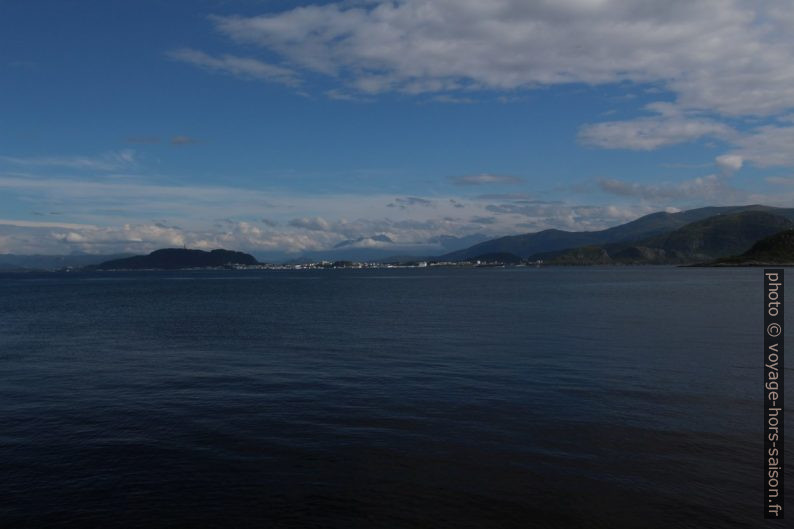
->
[2, 0, 794, 257]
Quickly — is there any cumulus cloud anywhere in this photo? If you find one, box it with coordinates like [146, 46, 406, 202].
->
[0, 219, 352, 256]
[450, 173, 522, 185]
[0, 170, 674, 255]
[6, 188, 768, 255]
[581, 104, 794, 170]
[1, 160, 788, 256]
[193, 1, 794, 116]
[167, 47, 300, 86]
[579, 102, 734, 150]
[594, 171, 794, 211]
[168, 1, 794, 168]
[596, 173, 748, 203]
[0, 222, 184, 254]
[485, 201, 656, 232]
[731, 125, 794, 167]
[288, 216, 333, 231]
[582, 109, 794, 171]
[715, 154, 743, 173]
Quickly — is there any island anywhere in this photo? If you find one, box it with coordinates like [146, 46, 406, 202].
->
[95, 248, 259, 270]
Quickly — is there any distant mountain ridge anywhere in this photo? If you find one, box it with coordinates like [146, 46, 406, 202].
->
[283, 233, 490, 263]
[638, 211, 794, 260]
[440, 205, 794, 262]
[96, 248, 258, 270]
[334, 234, 394, 248]
[534, 211, 794, 264]
[6, 205, 794, 270]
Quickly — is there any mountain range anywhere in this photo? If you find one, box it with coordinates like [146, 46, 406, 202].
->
[440, 205, 794, 262]
[529, 209, 794, 265]
[4, 205, 794, 270]
[283, 233, 490, 263]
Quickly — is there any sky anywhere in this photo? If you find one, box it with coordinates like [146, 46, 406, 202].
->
[2, 0, 794, 257]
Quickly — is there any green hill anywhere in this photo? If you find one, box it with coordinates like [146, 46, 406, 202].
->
[708, 229, 794, 266]
[535, 211, 794, 265]
[642, 210, 794, 261]
[440, 205, 794, 261]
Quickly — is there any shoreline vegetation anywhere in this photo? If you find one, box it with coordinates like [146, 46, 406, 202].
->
[692, 229, 794, 267]
[5, 204, 794, 272]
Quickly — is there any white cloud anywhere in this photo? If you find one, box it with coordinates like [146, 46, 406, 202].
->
[581, 107, 794, 171]
[167, 48, 300, 86]
[715, 154, 743, 173]
[484, 201, 657, 232]
[0, 173, 506, 254]
[0, 223, 183, 255]
[199, 1, 794, 116]
[598, 175, 720, 200]
[595, 171, 794, 210]
[450, 173, 522, 185]
[579, 103, 734, 150]
[288, 216, 333, 231]
[0, 169, 692, 255]
[731, 124, 794, 167]
[170, 1, 794, 168]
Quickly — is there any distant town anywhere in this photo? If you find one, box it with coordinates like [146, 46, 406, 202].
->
[223, 258, 544, 271]
[81, 248, 542, 272]
[84, 257, 543, 273]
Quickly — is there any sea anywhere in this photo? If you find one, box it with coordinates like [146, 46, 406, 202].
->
[0, 266, 789, 528]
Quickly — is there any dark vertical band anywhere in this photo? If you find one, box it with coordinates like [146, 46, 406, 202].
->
[764, 269, 784, 519]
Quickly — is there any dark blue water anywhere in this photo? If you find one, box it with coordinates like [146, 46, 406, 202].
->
[0, 267, 789, 528]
